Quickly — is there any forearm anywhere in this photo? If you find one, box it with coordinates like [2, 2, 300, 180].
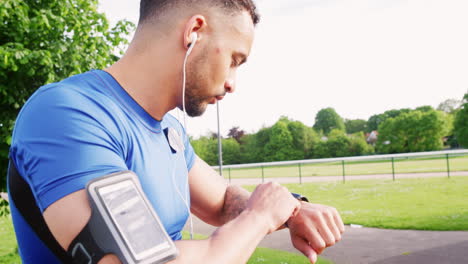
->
[170, 209, 269, 264]
[219, 185, 291, 231]
[219, 184, 250, 224]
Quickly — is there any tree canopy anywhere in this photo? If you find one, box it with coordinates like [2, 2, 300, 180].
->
[345, 119, 367, 134]
[0, 0, 134, 190]
[313, 108, 345, 135]
[376, 109, 446, 153]
[454, 93, 468, 147]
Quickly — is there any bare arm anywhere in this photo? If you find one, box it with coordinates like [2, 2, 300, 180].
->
[188, 157, 345, 264]
[189, 157, 250, 226]
[44, 180, 300, 264]
[170, 181, 300, 264]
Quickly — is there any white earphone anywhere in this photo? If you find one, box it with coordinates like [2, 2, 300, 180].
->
[182, 32, 198, 130]
[177, 31, 198, 240]
[189, 32, 198, 46]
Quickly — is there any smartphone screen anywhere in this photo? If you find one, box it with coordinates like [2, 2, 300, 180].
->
[98, 180, 171, 260]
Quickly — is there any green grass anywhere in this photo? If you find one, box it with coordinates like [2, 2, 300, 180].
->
[220, 155, 468, 179]
[181, 231, 333, 263]
[245, 177, 468, 231]
[248, 247, 333, 264]
[0, 216, 20, 264]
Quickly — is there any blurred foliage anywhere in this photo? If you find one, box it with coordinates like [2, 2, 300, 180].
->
[313, 108, 345, 135]
[344, 119, 367, 134]
[454, 93, 468, 148]
[0, 0, 134, 191]
[376, 109, 446, 153]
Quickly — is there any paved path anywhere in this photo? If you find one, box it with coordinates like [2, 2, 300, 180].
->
[188, 216, 468, 264]
[225, 171, 468, 185]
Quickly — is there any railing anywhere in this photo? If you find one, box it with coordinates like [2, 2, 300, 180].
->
[212, 149, 468, 183]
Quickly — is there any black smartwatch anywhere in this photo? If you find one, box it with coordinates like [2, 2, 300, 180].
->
[291, 192, 309, 202]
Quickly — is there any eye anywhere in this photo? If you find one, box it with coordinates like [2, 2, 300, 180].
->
[231, 58, 239, 67]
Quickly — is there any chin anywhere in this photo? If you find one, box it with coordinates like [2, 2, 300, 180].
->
[186, 105, 208, 117]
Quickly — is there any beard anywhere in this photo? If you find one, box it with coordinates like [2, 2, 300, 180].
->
[183, 50, 211, 117]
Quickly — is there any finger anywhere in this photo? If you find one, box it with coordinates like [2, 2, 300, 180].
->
[291, 236, 318, 264]
[323, 209, 342, 242]
[332, 207, 346, 234]
[304, 225, 326, 254]
[314, 213, 336, 247]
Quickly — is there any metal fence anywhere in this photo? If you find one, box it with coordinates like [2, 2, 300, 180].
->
[212, 149, 468, 184]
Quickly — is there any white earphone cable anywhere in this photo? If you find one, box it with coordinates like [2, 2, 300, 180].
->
[182, 37, 196, 131]
[175, 34, 197, 240]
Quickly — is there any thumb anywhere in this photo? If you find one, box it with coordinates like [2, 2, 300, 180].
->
[291, 236, 318, 263]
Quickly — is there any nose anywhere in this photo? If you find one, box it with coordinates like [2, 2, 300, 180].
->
[224, 79, 235, 93]
[224, 71, 236, 93]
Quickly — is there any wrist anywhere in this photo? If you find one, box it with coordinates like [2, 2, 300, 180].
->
[284, 193, 309, 228]
[241, 208, 274, 235]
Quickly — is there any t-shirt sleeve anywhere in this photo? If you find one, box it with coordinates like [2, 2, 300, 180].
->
[10, 85, 128, 212]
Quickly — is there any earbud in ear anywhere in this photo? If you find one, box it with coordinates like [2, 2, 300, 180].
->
[188, 32, 198, 47]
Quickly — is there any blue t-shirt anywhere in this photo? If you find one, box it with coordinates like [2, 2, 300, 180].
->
[8, 70, 196, 263]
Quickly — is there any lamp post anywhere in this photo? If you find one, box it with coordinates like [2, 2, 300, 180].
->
[217, 101, 223, 176]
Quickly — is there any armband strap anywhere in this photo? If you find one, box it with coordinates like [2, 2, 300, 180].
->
[68, 221, 106, 264]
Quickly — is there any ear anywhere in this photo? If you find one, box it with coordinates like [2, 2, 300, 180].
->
[183, 15, 207, 49]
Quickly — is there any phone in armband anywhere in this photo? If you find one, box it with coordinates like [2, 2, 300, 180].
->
[68, 171, 178, 264]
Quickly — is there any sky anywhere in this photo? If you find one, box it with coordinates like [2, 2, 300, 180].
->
[98, 0, 468, 138]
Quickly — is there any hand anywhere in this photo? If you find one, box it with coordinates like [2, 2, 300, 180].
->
[286, 203, 345, 263]
[246, 182, 302, 234]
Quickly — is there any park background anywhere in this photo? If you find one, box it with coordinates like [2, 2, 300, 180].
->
[1, 0, 468, 263]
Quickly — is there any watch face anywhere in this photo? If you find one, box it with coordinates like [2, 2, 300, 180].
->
[291, 193, 309, 202]
[98, 180, 170, 260]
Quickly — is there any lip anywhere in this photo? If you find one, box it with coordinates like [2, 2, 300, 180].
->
[215, 95, 225, 101]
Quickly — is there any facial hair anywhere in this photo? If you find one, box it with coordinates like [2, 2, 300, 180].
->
[184, 49, 211, 117]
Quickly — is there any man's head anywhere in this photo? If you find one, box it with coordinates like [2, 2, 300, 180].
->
[139, 0, 260, 27]
[137, 0, 260, 117]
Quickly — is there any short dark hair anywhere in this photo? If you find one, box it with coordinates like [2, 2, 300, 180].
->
[139, 0, 260, 26]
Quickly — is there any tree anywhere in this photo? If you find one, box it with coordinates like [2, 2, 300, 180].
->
[313, 129, 373, 158]
[366, 114, 386, 132]
[264, 120, 300, 162]
[366, 108, 411, 132]
[415, 105, 434, 112]
[191, 136, 218, 165]
[348, 132, 374, 156]
[345, 119, 367, 134]
[454, 93, 468, 147]
[313, 108, 345, 135]
[0, 0, 134, 190]
[285, 118, 320, 159]
[437, 98, 462, 114]
[222, 138, 241, 165]
[376, 109, 446, 153]
[314, 129, 351, 158]
[227, 126, 245, 144]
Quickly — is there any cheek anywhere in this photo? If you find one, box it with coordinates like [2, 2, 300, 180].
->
[208, 53, 229, 86]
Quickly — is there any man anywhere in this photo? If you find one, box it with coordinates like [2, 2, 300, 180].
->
[8, 0, 344, 263]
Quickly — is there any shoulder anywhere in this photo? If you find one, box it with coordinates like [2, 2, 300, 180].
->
[11, 71, 129, 158]
[14, 72, 122, 135]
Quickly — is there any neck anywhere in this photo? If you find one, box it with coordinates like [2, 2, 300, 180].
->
[105, 36, 183, 121]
